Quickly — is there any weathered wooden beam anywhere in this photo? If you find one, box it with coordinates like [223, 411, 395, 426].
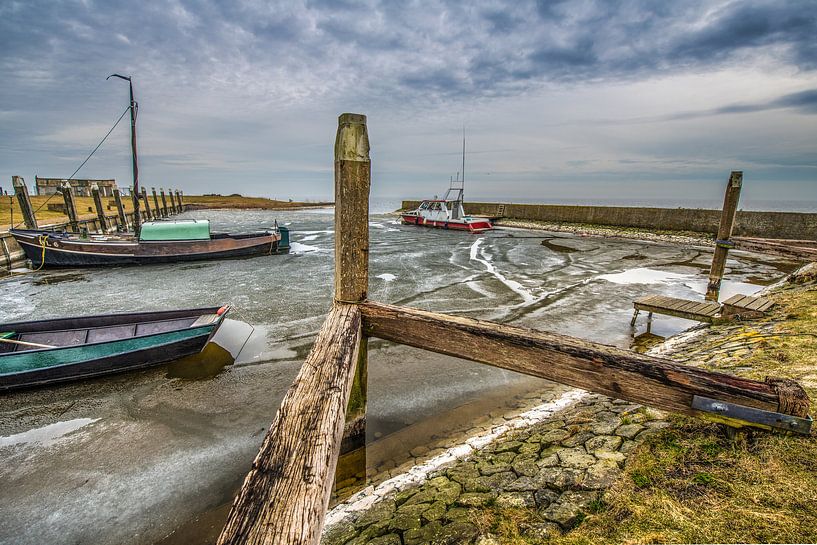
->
[60, 183, 79, 232]
[706, 171, 742, 301]
[169, 188, 178, 214]
[12, 176, 37, 229]
[91, 184, 107, 232]
[217, 303, 363, 545]
[151, 187, 161, 218]
[334, 113, 370, 487]
[360, 301, 810, 429]
[113, 188, 127, 229]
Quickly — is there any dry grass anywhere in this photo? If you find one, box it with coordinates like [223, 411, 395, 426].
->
[182, 194, 332, 210]
[0, 194, 330, 230]
[0, 195, 137, 230]
[492, 275, 817, 544]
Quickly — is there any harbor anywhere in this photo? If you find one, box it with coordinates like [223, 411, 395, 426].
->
[2, 2, 817, 541]
[0, 198, 805, 544]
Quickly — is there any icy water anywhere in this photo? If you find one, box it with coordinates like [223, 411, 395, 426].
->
[0, 208, 798, 545]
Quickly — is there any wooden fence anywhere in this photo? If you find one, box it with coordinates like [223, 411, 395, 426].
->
[217, 114, 811, 545]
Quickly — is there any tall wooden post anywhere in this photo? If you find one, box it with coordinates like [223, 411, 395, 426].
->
[169, 189, 177, 214]
[177, 190, 183, 209]
[705, 171, 743, 301]
[334, 113, 370, 489]
[11, 176, 37, 229]
[141, 187, 152, 220]
[113, 188, 127, 229]
[91, 184, 107, 232]
[174, 190, 182, 212]
[160, 188, 169, 217]
[61, 183, 79, 232]
[151, 187, 161, 218]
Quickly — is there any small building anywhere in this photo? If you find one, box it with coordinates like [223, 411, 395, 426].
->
[35, 177, 118, 197]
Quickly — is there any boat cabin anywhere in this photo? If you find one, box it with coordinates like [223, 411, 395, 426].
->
[139, 219, 211, 241]
[415, 199, 467, 222]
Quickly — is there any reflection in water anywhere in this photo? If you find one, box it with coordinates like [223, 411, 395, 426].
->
[0, 418, 98, 448]
[32, 272, 89, 286]
[166, 342, 234, 379]
[166, 318, 256, 379]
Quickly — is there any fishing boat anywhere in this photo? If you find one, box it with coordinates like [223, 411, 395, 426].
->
[401, 137, 493, 233]
[0, 306, 229, 391]
[10, 219, 290, 267]
[9, 75, 291, 268]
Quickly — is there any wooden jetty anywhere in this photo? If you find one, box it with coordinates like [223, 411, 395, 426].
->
[216, 113, 811, 545]
[631, 293, 775, 331]
[631, 171, 783, 332]
[632, 295, 722, 328]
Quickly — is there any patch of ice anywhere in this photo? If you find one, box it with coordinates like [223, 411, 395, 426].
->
[598, 267, 693, 285]
[289, 242, 322, 254]
[0, 418, 99, 448]
[469, 239, 536, 304]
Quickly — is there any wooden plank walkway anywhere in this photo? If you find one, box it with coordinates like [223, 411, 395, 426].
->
[632, 293, 774, 330]
[633, 294, 722, 325]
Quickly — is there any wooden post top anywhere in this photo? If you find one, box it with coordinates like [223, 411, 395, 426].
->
[729, 170, 743, 187]
[12, 176, 25, 187]
[335, 113, 370, 162]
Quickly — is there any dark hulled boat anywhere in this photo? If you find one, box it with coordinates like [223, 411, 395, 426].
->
[0, 306, 229, 391]
[10, 219, 290, 268]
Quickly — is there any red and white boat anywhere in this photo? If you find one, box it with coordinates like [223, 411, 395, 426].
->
[401, 139, 493, 233]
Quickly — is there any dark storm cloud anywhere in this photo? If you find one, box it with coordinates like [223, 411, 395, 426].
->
[2, 0, 815, 108]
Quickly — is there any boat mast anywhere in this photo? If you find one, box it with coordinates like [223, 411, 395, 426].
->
[107, 74, 140, 236]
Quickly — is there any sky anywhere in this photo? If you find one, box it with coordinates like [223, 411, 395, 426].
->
[1, 0, 816, 208]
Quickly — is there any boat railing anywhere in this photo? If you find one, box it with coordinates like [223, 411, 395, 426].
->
[215, 114, 811, 545]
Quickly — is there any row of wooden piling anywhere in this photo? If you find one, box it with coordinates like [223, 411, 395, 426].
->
[9, 175, 184, 233]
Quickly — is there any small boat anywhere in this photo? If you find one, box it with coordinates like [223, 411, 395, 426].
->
[401, 136, 493, 233]
[10, 219, 290, 267]
[0, 306, 229, 391]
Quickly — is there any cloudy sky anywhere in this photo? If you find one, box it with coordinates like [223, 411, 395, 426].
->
[1, 0, 815, 208]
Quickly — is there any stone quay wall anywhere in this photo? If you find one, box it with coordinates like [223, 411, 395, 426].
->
[400, 201, 817, 240]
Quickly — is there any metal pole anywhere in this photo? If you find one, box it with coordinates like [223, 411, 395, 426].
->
[108, 74, 141, 236]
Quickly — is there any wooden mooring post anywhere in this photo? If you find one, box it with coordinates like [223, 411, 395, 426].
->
[141, 187, 153, 220]
[217, 113, 370, 545]
[91, 184, 107, 232]
[706, 171, 742, 301]
[218, 117, 810, 545]
[60, 183, 79, 232]
[174, 190, 182, 212]
[160, 188, 169, 217]
[12, 176, 37, 229]
[152, 187, 161, 218]
[113, 188, 127, 229]
[169, 189, 178, 214]
[334, 113, 370, 488]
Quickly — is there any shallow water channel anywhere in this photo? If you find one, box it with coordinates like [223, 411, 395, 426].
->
[0, 208, 797, 544]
